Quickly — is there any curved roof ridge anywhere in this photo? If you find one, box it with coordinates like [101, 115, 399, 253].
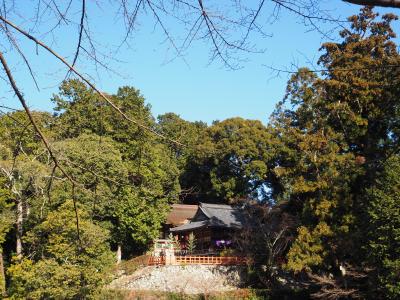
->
[199, 202, 235, 209]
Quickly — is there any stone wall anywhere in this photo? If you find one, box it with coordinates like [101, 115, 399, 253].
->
[109, 265, 247, 294]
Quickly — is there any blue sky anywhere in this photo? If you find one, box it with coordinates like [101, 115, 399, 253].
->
[0, 1, 398, 124]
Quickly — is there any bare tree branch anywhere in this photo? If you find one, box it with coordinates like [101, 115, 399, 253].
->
[0, 50, 82, 249]
[0, 23, 40, 91]
[344, 0, 400, 8]
[0, 15, 185, 147]
[70, 0, 86, 70]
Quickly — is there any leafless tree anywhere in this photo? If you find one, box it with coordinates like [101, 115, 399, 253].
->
[308, 266, 372, 299]
[235, 201, 298, 285]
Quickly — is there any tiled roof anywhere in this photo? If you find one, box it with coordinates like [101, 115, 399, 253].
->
[199, 203, 245, 229]
[170, 220, 208, 232]
[169, 202, 246, 232]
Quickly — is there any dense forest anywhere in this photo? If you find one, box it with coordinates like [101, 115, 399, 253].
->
[0, 7, 399, 299]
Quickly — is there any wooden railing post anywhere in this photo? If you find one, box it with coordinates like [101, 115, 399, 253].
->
[148, 255, 247, 266]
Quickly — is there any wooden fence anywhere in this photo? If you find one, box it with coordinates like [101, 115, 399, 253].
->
[175, 255, 246, 265]
[148, 256, 165, 265]
[148, 255, 246, 266]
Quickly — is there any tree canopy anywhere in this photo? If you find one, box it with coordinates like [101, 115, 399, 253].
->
[0, 6, 399, 299]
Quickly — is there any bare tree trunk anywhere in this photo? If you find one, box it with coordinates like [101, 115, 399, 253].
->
[0, 250, 5, 296]
[116, 244, 122, 264]
[16, 198, 23, 258]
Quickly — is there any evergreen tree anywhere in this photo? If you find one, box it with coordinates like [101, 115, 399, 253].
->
[273, 7, 400, 274]
[7, 200, 114, 299]
[366, 156, 400, 298]
[182, 117, 277, 203]
[0, 176, 13, 295]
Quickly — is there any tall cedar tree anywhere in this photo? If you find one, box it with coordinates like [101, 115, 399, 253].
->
[273, 7, 400, 280]
[366, 156, 400, 298]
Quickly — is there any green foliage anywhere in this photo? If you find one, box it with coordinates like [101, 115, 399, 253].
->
[114, 187, 170, 252]
[0, 99, 178, 293]
[7, 200, 114, 299]
[0, 176, 12, 295]
[7, 258, 82, 299]
[52, 133, 127, 212]
[273, 7, 400, 274]
[285, 223, 332, 272]
[366, 156, 400, 298]
[51, 81, 180, 256]
[52, 80, 153, 158]
[1, 9, 399, 297]
[0, 110, 54, 157]
[0, 111, 54, 295]
[157, 112, 207, 170]
[0, 177, 13, 246]
[167, 233, 180, 250]
[187, 232, 196, 254]
[182, 118, 276, 203]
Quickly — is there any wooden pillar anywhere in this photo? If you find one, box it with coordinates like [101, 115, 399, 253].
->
[165, 249, 176, 265]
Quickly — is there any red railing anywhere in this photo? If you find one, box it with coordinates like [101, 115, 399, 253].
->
[148, 255, 246, 266]
[175, 255, 246, 265]
[148, 256, 165, 265]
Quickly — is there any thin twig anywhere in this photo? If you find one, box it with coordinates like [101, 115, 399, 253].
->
[0, 50, 82, 247]
[71, 0, 85, 69]
[0, 15, 185, 147]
